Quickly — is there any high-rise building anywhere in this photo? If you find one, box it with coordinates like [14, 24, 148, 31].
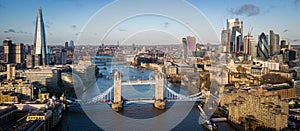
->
[33, 7, 48, 66]
[230, 27, 243, 54]
[24, 44, 32, 55]
[269, 30, 280, 56]
[3, 38, 13, 63]
[65, 42, 68, 48]
[281, 49, 296, 63]
[26, 54, 35, 69]
[257, 33, 269, 59]
[275, 34, 280, 52]
[250, 38, 257, 58]
[69, 40, 75, 48]
[54, 49, 67, 65]
[7, 64, 16, 81]
[227, 18, 243, 33]
[186, 36, 196, 56]
[280, 40, 287, 49]
[226, 18, 243, 53]
[61, 49, 67, 65]
[182, 38, 187, 59]
[244, 35, 255, 55]
[221, 29, 230, 52]
[3, 38, 25, 64]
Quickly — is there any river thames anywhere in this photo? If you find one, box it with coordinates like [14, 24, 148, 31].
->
[56, 65, 236, 130]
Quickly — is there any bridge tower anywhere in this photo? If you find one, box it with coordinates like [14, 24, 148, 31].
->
[112, 71, 123, 111]
[154, 71, 166, 109]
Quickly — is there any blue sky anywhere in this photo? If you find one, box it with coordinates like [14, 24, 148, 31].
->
[0, 0, 299, 45]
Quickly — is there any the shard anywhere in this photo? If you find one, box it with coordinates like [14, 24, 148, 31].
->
[34, 7, 48, 66]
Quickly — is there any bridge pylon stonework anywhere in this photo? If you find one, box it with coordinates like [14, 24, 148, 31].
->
[112, 71, 123, 111]
[154, 71, 166, 109]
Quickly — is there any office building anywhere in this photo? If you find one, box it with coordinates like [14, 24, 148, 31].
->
[26, 54, 35, 69]
[186, 36, 196, 55]
[244, 35, 254, 55]
[33, 7, 48, 66]
[3, 38, 25, 64]
[221, 88, 288, 130]
[269, 30, 280, 56]
[281, 49, 297, 63]
[182, 38, 187, 59]
[69, 40, 75, 48]
[226, 18, 243, 53]
[6, 64, 16, 81]
[64, 42, 68, 48]
[250, 38, 257, 58]
[227, 18, 243, 33]
[257, 33, 269, 59]
[280, 40, 287, 49]
[24, 68, 62, 89]
[221, 29, 230, 52]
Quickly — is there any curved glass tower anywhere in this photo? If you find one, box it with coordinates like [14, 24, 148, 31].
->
[34, 7, 48, 66]
[257, 33, 269, 59]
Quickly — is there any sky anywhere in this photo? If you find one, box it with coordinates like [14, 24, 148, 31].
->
[0, 0, 299, 45]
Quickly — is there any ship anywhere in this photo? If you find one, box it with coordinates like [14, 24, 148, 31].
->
[202, 120, 218, 131]
[197, 105, 219, 131]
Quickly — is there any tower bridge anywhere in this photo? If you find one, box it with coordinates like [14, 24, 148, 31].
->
[75, 71, 205, 111]
[121, 80, 156, 86]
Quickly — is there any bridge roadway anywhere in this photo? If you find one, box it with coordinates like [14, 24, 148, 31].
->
[123, 97, 205, 104]
[121, 80, 156, 86]
[68, 96, 205, 106]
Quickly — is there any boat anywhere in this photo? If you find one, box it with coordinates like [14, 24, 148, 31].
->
[202, 120, 219, 131]
[197, 105, 219, 131]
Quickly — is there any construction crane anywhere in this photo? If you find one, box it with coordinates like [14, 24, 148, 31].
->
[248, 26, 253, 37]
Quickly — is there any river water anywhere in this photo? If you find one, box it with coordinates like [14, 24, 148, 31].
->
[56, 64, 236, 131]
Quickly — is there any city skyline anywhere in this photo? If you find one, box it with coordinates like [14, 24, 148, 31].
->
[0, 0, 300, 45]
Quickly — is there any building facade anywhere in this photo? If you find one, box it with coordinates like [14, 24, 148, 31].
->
[182, 38, 187, 59]
[269, 30, 280, 56]
[186, 36, 196, 56]
[33, 7, 48, 66]
[257, 33, 269, 59]
[24, 68, 62, 89]
[221, 88, 288, 130]
[3, 38, 25, 64]
[227, 18, 243, 53]
[221, 29, 231, 53]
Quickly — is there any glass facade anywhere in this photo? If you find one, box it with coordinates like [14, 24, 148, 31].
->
[34, 7, 48, 66]
[257, 33, 269, 59]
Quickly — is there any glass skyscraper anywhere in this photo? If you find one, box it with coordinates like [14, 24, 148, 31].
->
[34, 7, 48, 66]
[269, 30, 280, 56]
[257, 33, 269, 59]
[226, 18, 243, 53]
[182, 38, 187, 60]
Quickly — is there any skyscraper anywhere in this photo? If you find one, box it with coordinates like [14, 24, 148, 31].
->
[3, 38, 25, 64]
[186, 36, 196, 55]
[269, 30, 280, 56]
[221, 29, 230, 52]
[280, 40, 287, 49]
[226, 18, 243, 53]
[182, 38, 187, 60]
[244, 35, 255, 55]
[69, 40, 75, 48]
[227, 18, 243, 33]
[33, 7, 48, 66]
[250, 38, 257, 58]
[257, 33, 269, 59]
